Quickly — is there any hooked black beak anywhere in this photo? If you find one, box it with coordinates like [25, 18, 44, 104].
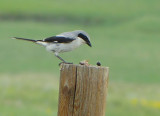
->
[87, 42, 92, 47]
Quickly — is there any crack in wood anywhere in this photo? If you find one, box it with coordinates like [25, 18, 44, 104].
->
[72, 66, 78, 116]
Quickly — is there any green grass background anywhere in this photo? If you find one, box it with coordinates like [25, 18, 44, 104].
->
[0, 0, 160, 116]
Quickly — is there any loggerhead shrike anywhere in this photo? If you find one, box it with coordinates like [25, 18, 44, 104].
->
[12, 30, 92, 64]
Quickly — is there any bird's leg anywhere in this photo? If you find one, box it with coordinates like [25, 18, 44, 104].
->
[56, 55, 66, 62]
[54, 53, 73, 64]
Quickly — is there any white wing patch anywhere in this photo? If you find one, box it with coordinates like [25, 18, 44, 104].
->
[36, 41, 48, 47]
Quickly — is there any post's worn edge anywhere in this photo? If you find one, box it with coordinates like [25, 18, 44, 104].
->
[60, 64, 109, 70]
[58, 63, 78, 116]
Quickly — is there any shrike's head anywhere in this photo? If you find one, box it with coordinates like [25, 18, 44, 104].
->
[74, 30, 92, 47]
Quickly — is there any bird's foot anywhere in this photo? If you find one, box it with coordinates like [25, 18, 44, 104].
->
[59, 62, 73, 66]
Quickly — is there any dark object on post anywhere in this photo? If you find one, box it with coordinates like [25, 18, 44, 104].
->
[58, 64, 109, 116]
[96, 61, 101, 66]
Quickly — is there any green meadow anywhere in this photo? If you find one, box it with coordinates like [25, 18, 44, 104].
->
[0, 0, 160, 116]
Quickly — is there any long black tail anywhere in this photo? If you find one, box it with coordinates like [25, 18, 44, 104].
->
[12, 37, 37, 42]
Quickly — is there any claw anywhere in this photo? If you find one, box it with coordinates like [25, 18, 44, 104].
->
[59, 62, 73, 66]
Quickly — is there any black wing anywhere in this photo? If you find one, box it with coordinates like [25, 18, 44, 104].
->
[44, 36, 75, 43]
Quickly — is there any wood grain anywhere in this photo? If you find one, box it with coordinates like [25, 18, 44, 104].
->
[58, 64, 109, 116]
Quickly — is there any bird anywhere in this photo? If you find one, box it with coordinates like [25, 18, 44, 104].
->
[12, 30, 92, 64]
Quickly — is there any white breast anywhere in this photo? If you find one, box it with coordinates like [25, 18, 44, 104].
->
[46, 37, 85, 53]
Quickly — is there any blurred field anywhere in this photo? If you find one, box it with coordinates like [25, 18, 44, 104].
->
[0, 0, 160, 116]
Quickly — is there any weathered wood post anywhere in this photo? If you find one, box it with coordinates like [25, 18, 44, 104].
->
[58, 64, 109, 116]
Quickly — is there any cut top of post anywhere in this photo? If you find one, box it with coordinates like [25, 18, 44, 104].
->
[60, 64, 109, 71]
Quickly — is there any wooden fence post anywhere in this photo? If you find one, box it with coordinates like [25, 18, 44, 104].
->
[58, 64, 109, 116]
